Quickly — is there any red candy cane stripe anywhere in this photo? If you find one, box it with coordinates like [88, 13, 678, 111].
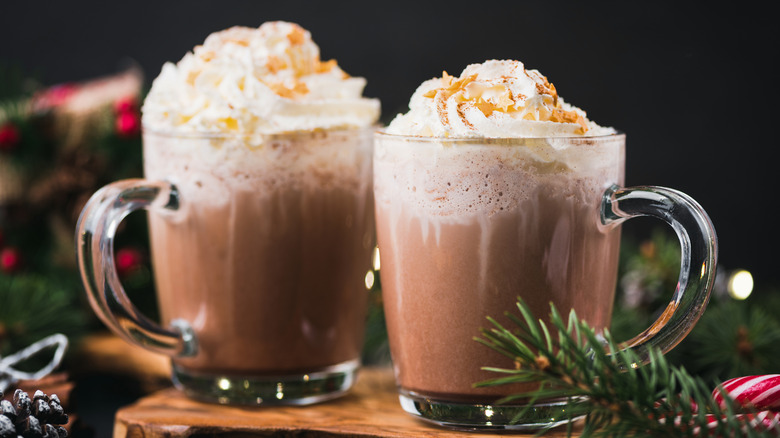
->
[713, 374, 780, 411]
[691, 411, 780, 436]
[750, 411, 780, 433]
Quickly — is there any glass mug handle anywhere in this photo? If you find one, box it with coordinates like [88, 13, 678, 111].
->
[75, 179, 197, 357]
[601, 184, 717, 363]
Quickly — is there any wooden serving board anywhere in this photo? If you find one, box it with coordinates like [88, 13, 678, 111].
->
[113, 367, 578, 437]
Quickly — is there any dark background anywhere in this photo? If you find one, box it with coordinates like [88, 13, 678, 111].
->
[1, 1, 778, 287]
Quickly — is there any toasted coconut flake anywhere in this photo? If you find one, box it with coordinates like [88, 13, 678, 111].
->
[186, 70, 200, 86]
[226, 39, 249, 47]
[218, 117, 239, 130]
[475, 99, 494, 117]
[316, 59, 338, 74]
[199, 51, 216, 62]
[447, 74, 477, 95]
[441, 71, 454, 86]
[266, 55, 286, 73]
[286, 25, 307, 45]
[266, 80, 310, 98]
[550, 108, 588, 133]
[293, 81, 310, 95]
[423, 89, 437, 98]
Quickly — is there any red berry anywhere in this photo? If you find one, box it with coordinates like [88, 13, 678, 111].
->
[114, 96, 138, 114]
[0, 123, 21, 152]
[115, 111, 141, 138]
[0, 247, 22, 273]
[116, 247, 143, 276]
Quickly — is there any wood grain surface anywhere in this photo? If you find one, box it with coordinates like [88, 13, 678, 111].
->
[113, 367, 579, 437]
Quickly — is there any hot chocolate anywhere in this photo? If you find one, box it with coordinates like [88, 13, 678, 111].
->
[76, 22, 380, 405]
[137, 22, 380, 397]
[137, 22, 380, 399]
[377, 59, 622, 401]
[374, 135, 624, 400]
[145, 128, 374, 376]
[375, 59, 716, 431]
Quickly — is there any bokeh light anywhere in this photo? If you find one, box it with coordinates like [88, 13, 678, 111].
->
[727, 270, 753, 300]
[372, 246, 381, 271]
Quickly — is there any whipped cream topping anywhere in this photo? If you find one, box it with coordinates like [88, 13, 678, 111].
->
[142, 22, 380, 134]
[386, 60, 614, 138]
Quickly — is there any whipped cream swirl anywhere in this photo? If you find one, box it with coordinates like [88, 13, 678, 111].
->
[142, 22, 380, 134]
[386, 60, 614, 138]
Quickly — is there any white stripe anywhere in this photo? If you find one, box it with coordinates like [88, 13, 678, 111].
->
[728, 375, 776, 400]
[751, 378, 780, 406]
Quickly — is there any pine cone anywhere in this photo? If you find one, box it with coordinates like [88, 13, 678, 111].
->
[0, 389, 68, 438]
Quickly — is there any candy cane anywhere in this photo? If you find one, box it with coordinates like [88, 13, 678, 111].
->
[677, 411, 780, 436]
[0, 334, 69, 394]
[713, 375, 780, 411]
[653, 375, 780, 436]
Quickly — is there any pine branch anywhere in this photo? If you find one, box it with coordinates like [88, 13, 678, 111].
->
[0, 273, 87, 365]
[475, 299, 779, 437]
[681, 298, 780, 382]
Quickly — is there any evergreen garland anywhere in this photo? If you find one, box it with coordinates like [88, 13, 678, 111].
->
[611, 228, 780, 383]
[682, 297, 780, 383]
[0, 273, 85, 366]
[476, 299, 779, 437]
[1, 63, 150, 361]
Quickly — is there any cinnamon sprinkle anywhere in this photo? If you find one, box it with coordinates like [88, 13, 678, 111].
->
[457, 102, 476, 130]
[535, 76, 559, 106]
[435, 91, 449, 128]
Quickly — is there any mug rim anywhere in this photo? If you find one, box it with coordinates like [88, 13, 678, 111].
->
[374, 129, 626, 144]
[141, 123, 378, 140]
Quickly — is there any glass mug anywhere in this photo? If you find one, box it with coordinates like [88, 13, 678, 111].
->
[373, 132, 717, 430]
[76, 127, 375, 405]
